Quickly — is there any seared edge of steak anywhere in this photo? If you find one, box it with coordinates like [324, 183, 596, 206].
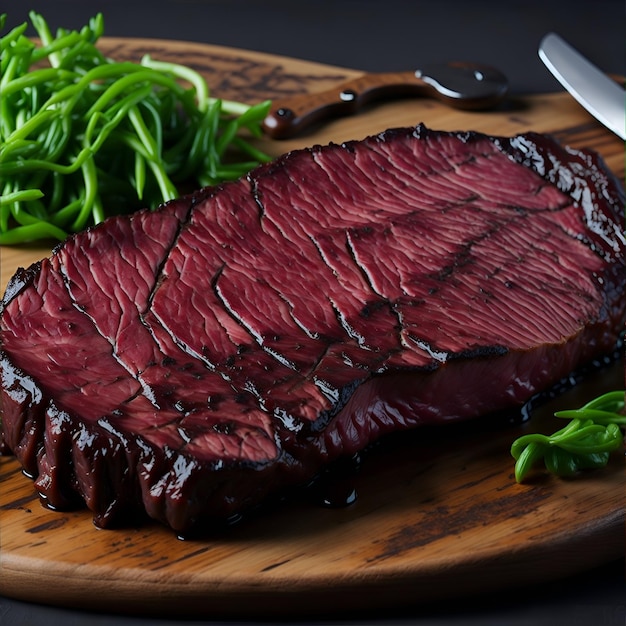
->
[0, 125, 624, 533]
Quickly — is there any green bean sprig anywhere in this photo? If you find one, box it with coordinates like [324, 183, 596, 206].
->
[511, 390, 625, 483]
[0, 12, 272, 244]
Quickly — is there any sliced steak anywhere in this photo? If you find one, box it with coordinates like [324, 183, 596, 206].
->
[1, 125, 624, 533]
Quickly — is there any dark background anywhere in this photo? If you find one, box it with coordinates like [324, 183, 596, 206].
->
[1, 1, 624, 625]
[4, 1, 625, 95]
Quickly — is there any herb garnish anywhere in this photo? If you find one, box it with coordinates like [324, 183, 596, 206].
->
[511, 391, 625, 482]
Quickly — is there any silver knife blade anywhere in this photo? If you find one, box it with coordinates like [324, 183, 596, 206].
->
[538, 33, 625, 140]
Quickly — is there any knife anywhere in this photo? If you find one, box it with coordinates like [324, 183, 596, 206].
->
[262, 62, 508, 139]
[538, 33, 625, 140]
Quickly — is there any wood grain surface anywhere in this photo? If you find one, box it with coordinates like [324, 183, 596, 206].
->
[0, 38, 624, 618]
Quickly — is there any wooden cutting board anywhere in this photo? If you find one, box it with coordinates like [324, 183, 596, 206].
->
[0, 38, 624, 619]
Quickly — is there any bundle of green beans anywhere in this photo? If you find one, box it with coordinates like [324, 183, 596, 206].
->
[0, 12, 272, 245]
[511, 390, 625, 482]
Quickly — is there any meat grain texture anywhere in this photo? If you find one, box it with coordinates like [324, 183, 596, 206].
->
[1, 125, 625, 533]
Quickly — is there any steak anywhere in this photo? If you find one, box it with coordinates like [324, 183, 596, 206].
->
[1, 125, 624, 534]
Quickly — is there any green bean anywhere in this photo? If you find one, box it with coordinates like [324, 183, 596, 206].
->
[2, 68, 77, 98]
[31, 32, 84, 64]
[71, 155, 99, 231]
[47, 172, 65, 211]
[512, 441, 545, 484]
[0, 222, 69, 245]
[4, 108, 56, 144]
[0, 188, 44, 204]
[1, 150, 92, 175]
[0, 20, 27, 53]
[136, 99, 164, 157]
[134, 151, 147, 200]
[51, 199, 83, 227]
[10, 200, 45, 226]
[29, 10, 62, 67]
[141, 55, 210, 113]
[555, 409, 626, 425]
[0, 45, 22, 85]
[128, 106, 160, 160]
[91, 196, 105, 225]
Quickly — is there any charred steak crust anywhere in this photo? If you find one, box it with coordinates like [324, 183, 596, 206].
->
[1, 125, 624, 533]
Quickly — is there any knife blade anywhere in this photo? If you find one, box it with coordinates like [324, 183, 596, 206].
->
[538, 33, 625, 140]
[262, 62, 508, 139]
